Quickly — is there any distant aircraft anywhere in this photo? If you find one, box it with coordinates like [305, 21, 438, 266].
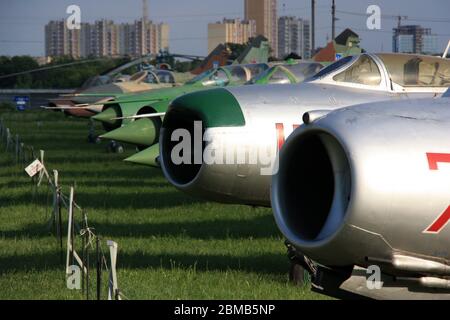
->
[47, 36, 271, 119]
[118, 60, 324, 167]
[46, 69, 185, 118]
[159, 53, 450, 206]
[104, 31, 363, 163]
[191, 35, 269, 75]
[95, 63, 269, 166]
[109, 60, 324, 148]
[272, 90, 450, 299]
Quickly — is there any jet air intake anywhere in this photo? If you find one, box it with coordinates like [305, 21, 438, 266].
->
[272, 130, 351, 245]
[160, 88, 252, 204]
[160, 106, 203, 185]
[272, 98, 450, 270]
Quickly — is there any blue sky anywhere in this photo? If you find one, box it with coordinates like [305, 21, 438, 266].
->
[0, 0, 449, 56]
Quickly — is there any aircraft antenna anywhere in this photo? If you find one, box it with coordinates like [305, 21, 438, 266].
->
[332, 0, 336, 40]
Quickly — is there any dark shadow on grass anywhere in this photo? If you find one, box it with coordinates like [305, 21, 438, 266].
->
[0, 251, 289, 276]
[0, 178, 169, 190]
[57, 167, 165, 181]
[2, 188, 203, 209]
[1, 214, 279, 240]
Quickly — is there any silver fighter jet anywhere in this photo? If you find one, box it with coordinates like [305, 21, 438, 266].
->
[271, 90, 450, 299]
[160, 53, 450, 206]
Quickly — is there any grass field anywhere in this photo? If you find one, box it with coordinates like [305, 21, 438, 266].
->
[0, 104, 325, 300]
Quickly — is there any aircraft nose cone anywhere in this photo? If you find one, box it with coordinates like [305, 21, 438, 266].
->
[91, 107, 117, 124]
[167, 88, 245, 128]
[91, 104, 123, 131]
[124, 143, 160, 167]
[100, 118, 158, 147]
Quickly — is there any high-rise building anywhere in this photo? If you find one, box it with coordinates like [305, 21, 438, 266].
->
[89, 20, 120, 57]
[45, 20, 81, 58]
[45, 19, 169, 58]
[207, 18, 256, 53]
[122, 20, 170, 57]
[393, 25, 438, 54]
[244, 0, 278, 57]
[278, 16, 310, 59]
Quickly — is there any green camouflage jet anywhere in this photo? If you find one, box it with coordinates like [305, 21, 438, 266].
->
[109, 60, 326, 167]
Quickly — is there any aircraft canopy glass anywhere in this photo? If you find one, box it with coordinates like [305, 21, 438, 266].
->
[143, 72, 159, 84]
[333, 55, 381, 86]
[227, 66, 249, 83]
[268, 68, 291, 84]
[246, 62, 322, 85]
[155, 70, 176, 84]
[201, 69, 230, 87]
[242, 63, 270, 79]
[310, 56, 353, 80]
[285, 62, 324, 81]
[186, 63, 269, 86]
[377, 53, 450, 87]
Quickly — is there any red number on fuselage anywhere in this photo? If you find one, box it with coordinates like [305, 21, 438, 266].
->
[424, 153, 450, 234]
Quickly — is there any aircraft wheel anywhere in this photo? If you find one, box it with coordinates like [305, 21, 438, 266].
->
[285, 240, 315, 287]
[87, 133, 97, 143]
[115, 145, 124, 154]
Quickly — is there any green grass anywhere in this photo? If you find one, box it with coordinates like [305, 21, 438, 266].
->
[0, 107, 325, 300]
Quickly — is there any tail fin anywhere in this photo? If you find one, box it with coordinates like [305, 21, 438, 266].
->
[191, 36, 270, 74]
[232, 35, 270, 65]
[191, 44, 232, 75]
[313, 28, 362, 62]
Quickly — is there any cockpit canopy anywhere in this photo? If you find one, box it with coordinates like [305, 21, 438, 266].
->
[154, 70, 176, 84]
[310, 53, 450, 89]
[248, 61, 324, 85]
[185, 63, 269, 87]
[377, 53, 450, 87]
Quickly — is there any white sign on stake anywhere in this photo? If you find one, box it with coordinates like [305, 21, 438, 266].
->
[25, 159, 44, 177]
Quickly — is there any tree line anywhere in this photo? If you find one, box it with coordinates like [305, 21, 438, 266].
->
[0, 56, 130, 89]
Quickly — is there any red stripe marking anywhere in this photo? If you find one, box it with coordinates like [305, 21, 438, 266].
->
[276, 123, 285, 150]
[424, 205, 450, 233]
[427, 153, 450, 170]
[424, 153, 450, 233]
[293, 124, 300, 130]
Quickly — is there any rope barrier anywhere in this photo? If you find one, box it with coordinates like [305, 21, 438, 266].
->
[0, 117, 126, 300]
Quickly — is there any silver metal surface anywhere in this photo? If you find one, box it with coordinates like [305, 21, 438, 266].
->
[161, 53, 449, 207]
[272, 95, 450, 268]
[314, 266, 450, 299]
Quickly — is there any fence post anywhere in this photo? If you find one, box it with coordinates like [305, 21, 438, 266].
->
[37, 150, 49, 186]
[20, 142, 25, 164]
[5, 128, 10, 151]
[39, 150, 44, 183]
[96, 237, 101, 300]
[15, 134, 19, 164]
[107, 240, 121, 300]
[53, 170, 64, 263]
[66, 187, 74, 275]
[81, 211, 90, 300]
